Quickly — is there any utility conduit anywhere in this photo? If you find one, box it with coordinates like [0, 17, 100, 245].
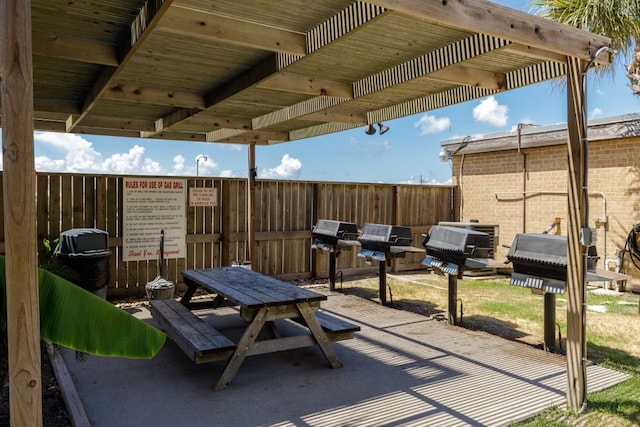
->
[494, 190, 608, 259]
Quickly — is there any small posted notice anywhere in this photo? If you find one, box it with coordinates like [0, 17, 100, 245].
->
[123, 177, 187, 262]
[189, 187, 217, 207]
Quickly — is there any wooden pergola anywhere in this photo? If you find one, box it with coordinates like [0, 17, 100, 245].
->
[1, 0, 612, 424]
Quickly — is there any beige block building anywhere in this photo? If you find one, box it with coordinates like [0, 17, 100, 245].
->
[441, 113, 640, 292]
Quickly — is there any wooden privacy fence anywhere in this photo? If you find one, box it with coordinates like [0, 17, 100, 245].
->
[0, 173, 455, 298]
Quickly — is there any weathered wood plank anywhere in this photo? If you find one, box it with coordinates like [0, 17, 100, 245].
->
[1, 0, 42, 421]
[150, 299, 235, 364]
[72, 175, 84, 227]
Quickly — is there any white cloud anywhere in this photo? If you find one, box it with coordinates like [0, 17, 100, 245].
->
[218, 170, 235, 177]
[102, 145, 160, 174]
[34, 156, 66, 172]
[414, 114, 451, 135]
[472, 96, 509, 127]
[346, 136, 392, 156]
[259, 154, 302, 179]
[33, 132, 164, 175]
[173, 155, 185, 172]
[35, 132, 101, 171]
[590, 107, 603, 118]
[219, 143, 244, 152]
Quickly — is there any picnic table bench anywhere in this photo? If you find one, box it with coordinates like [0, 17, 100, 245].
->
[150, 267, 359, 390]
[149, 299, 234, 364]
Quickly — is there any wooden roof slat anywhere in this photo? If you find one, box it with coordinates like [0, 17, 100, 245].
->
[157, 6, 307, 56]
[101, 84, 206, 109]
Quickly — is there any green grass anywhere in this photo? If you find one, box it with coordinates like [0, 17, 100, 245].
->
[340, 273, 640, 427]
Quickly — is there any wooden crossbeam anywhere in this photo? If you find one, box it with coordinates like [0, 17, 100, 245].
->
[426, 65, 507, 91]
[252, 96, 348, 130]
[370, 0, 611, 63]
[257, 72, 353, 98]
[32, 32, 118, 66]
[102, 84, 205, 109]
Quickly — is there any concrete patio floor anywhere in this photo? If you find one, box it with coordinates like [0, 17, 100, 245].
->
[58, 287, 629, 427]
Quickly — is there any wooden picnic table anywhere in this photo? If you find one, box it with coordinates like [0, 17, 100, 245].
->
[151, 266, 358, 390]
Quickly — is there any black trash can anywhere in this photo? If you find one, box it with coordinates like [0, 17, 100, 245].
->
[57, 228, 111, 299]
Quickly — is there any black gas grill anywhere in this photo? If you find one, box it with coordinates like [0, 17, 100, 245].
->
[506, 233, 602, 294]
[505, 232, 629, 351]
[311, 219, 360, 290]
[507, 233, 567, 293]
[312, 219, 359, 251]
[357, 223, 423, 304]
[422, 225, 492, 277]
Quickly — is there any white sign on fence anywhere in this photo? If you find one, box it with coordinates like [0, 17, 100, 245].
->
[189, 187, 217, 207]
[123, 177, 187, 262]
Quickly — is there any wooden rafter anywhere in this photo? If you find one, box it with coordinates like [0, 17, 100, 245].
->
[67, 0, 176, 132]
[353, 33, 510, 98]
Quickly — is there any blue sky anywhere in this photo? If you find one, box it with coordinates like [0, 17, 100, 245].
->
[2, 0, 638, 184]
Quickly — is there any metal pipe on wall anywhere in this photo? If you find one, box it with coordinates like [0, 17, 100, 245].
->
[494, 190, 608, 260]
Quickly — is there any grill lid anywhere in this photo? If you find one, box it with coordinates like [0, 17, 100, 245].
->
[357, 223, 413, 249]
[422, 225, 491, 263]
[312, 220, 358, 242]
[506, 233, 567, 281]
[311, 219, 360, 252]
[506, 233, 601, 291]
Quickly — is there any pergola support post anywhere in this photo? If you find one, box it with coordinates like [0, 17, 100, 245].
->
[247, 143, 257, 268]
[565, 55, 588, 412]
[1, 0, 42, 424]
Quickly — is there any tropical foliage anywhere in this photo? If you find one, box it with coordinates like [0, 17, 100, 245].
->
[531, 0, 640, 94]
[1, 255, 165, 359]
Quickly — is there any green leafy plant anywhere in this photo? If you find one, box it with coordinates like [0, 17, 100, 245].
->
[0, 255, 165, 358]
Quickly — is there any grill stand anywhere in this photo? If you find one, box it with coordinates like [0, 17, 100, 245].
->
[358, 246, 424, 305]
[329, 252, 337, 291]
[312, 239, 360, 291]
[448, 274, 458, 325]
[544, 293, 556, 351]
[379, 260, 388, 305]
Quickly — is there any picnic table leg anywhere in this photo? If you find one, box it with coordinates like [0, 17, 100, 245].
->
[214, 306, 269, 391]
[296, 303, 343, 369]
[179, 279, 199, 306]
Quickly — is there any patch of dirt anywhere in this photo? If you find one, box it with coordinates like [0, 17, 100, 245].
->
[1, 333, 71, 426]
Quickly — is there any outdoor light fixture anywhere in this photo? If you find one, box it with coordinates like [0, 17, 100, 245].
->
[364, 122, 390, 135]
[439, 148, 452, 162]
[365, 124, 376, 135]
[439, 135, 471, 162]
[196, 155, 208, 176]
